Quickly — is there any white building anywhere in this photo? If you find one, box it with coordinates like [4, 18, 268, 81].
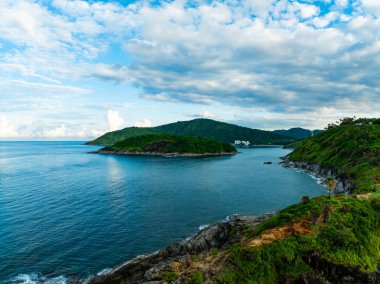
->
[234, 140, 251, 147]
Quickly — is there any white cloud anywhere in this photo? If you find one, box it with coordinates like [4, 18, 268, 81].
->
[1, 0, 380, 138]
[0, 114, 102, 139]
[107, 110, 125, 131]
[133, 118, 152, 128]
[361, 0, 380, 16]
[293, 3, 320, 19]
[202, 111, 215, 118]
[0, 115, 19, 138]
[44, 124, 67, 137]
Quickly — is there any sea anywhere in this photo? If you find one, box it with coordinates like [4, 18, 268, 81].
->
[0, 141, 326, 283]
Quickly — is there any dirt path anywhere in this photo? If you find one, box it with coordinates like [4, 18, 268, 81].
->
[249, 218, 320, 247]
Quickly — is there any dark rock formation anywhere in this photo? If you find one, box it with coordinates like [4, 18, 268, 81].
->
[292, 254, 380, 284]
[85, 215, 272, 284]
[280, 157, 354, 195]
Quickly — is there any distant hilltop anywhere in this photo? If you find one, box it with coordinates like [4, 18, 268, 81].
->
[86, 118, 300, 146]
[273, 127, 323, 140]
[94, 134, 237, 157]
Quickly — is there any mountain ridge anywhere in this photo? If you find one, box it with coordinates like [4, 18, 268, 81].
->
[86, 118, 296, 146]
[273, 127, 323, 140]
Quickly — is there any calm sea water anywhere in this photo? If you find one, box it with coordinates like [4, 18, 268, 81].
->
[0, 141, 325, 283]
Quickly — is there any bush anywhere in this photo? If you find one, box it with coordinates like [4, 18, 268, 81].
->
[188, 271, 204, 284]
[163, 271, 179, 282]
[370, 197, 380, 211]
[301, 196, 310, 204]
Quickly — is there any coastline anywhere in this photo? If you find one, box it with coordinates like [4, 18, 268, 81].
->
[85, 214, 273, 284]
[80, 152, 379, 283]
[85, 154, 336, 284]
[280, 156, 354, 195]
[91, 150, 238, 157]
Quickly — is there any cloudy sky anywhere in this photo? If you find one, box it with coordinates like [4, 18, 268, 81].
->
[1, 0, 380, 139]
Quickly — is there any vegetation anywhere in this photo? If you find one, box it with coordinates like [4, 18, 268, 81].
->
[86, 118, 296, 146]
[100, 134, 237, 155]
[215, 118, 380, 283]
[218, 195, 380, 283]
[289, 118, 380, 193]
[163, 271, 179, 282]
[273, 127, 323, 140]
[326, 177, 336, 197]
[188, 272, 204, 284]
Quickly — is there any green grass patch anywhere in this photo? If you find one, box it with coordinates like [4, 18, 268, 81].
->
[220, 195, 380, 283]
[289, 123, 380, 193]
[162, 271, 179, 282]
[188, 271, 204, 284]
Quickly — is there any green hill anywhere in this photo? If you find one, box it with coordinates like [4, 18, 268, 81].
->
[289, 118, 380, 193]
[273, 127, 323, 139]
[97, 134, 237, 155]
[86, 119, 295, 146]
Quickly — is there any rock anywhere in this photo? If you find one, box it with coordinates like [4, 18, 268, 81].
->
[86, 215, 272, 284]
[280, 156, 353, 195]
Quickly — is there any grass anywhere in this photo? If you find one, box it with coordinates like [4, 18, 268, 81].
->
[162, 271, 179, 282]
[217, 194, 380, 283]
[289, 122, 380, 193]
[188, 272, 204, 284]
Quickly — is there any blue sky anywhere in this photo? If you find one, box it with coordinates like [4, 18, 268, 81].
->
[1, 0, 380, 139]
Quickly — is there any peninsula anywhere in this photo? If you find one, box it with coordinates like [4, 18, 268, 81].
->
[94, 134, 237, 157]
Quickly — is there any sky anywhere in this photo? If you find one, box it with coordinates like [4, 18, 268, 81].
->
[1, 0, 380, 140]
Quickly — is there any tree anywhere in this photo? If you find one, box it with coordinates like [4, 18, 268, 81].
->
[323, 203, 332, 223]
[301, 195, 310, 204]
[326, 177, 337, 197]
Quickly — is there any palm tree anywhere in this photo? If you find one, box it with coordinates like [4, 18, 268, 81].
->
[326, 177, 336, 197]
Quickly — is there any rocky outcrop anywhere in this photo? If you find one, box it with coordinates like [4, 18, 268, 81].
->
[293, 254, 380, 284]
[85, 215, 272, 284]
[280, 157, 354, 195]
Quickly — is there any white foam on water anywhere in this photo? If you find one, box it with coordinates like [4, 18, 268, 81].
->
[96, 268, 112, 276]
[10, 273, 67, 284]
[11, 273, 39, 284]
[225, 214, 238, 222]
[43, 276, 67, 284]
[198, 224, 209, 231]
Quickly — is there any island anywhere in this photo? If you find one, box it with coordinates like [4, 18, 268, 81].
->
[93, 134, 237, 157]
[88, 118, 380, 284]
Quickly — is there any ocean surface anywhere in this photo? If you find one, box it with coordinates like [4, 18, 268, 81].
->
[0, 141, 326, 283]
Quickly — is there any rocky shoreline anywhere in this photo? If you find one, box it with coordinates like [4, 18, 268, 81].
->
[85, 214, 273, 284]
[280, 156, 354, 195]
[83, 156, 368, 284]
[91, 149, 237, 157]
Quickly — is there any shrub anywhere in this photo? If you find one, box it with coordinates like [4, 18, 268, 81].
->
[188, 271, 204, 284]
[301, 196, 310, 204]
[370, 197, 380, 211]
[163, 271, 179, 282]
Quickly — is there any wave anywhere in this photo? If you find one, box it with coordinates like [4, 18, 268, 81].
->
[9, 273, 67, 284]
[295, 169, 326, 186]
[96, 268, 112, 276]
[198, 224, 210, 230]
